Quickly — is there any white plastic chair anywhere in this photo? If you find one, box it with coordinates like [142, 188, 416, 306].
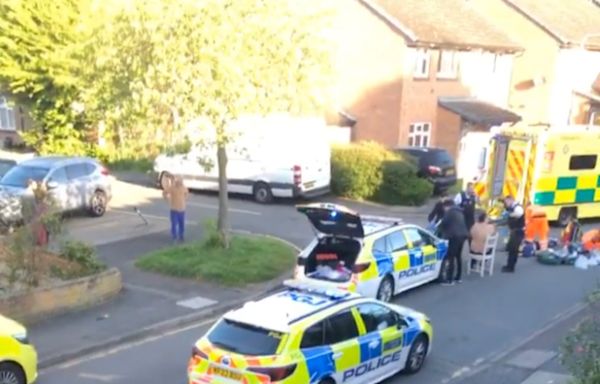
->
[467, 233, 499, 277]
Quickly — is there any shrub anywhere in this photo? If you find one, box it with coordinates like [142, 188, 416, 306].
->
[561, 289, 600, 384]
[331, 141, 397, 200]
[331, 141, 432, 205]
[58, 240, 106, 277]
[376, 161, 434, 206]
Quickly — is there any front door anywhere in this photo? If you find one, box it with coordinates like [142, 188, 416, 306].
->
[403, 228, 438, 282]
[355, 303, 404, 383]
[324, 309, 362, 384]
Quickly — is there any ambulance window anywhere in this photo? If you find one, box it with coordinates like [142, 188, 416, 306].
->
[569, 155, 597, 171]
[388, 231, 409, 252]
[300, 321, 325, 349]
[323, 310, 359, 345]
[357, 304, 399, 333]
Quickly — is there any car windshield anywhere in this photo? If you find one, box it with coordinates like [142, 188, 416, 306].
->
[207, 319, 284, 356]
[0, 160, 16, 177]
[0, 165, 49, 188]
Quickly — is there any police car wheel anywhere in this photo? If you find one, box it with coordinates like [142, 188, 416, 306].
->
[404, 335, 429, 374]
[376, 276, 394, 302]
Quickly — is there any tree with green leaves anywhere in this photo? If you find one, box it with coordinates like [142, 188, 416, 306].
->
[85, 0, 334, 247]
[0, 0, 102, 154]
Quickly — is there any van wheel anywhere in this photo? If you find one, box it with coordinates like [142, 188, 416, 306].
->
[0, 362, 26, 384]
[404, 335, 429, 374]
[557, 207, 577, 227]
[376, 276, 394, 302]
[253, 182, 273, 204]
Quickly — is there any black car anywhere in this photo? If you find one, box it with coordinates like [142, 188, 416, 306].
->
[395, 147, 457, 193]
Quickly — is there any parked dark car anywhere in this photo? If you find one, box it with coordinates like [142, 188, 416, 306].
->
[395, 147, 457, 194]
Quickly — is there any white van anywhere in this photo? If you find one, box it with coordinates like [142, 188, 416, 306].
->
[153, 116, 331, 203]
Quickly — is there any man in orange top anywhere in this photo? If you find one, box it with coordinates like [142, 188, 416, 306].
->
[163, 174, 189, 243]
[582, 229, 600, 252]
[525, 204, 550, 250]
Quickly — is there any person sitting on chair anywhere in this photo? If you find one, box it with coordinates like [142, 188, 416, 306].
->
[469, 212, 496, 267]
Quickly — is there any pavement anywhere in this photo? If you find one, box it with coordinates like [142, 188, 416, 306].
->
[26, 173, 600, 383]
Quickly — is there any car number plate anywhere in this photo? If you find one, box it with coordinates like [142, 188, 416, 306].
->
[446, 169, 454, 175]
[304, 181, 316, 188]
[210, 366, 243, 381]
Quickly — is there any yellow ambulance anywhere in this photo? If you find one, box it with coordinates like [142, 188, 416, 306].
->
[473, 124, 600, 225]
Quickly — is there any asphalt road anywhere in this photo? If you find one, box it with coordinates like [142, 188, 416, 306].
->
[41, 183, 600, 384]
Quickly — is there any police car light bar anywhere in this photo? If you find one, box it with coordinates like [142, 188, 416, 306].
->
[361, 214, 404, 226]
[283, 279, 352, 300]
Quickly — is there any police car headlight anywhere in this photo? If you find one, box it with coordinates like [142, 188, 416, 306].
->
[12, 331, 29, 345]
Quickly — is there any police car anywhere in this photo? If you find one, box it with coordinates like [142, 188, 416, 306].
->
[188, 280, 433, 384]
[293, 203, 449, 302]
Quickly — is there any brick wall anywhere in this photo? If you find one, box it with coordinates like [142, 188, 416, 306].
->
[474, 0, 559, 125]
[328, 0, 407, 145]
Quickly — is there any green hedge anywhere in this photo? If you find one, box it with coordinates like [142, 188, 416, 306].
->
[331, 141, 433, 206]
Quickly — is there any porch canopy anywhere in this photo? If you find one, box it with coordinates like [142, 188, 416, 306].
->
[439, 97, 521, 126]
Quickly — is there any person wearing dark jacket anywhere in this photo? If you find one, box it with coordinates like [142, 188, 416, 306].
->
[439, 200, 470, 285]
[502, 195, 525, 273]
[427, 192, 449, 233]
[454, 182, 478, 231]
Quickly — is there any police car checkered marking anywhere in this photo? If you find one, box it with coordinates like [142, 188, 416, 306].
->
[358, 333, 383, 363]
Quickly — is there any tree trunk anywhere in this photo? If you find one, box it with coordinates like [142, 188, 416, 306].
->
[216, 144, 230, 248]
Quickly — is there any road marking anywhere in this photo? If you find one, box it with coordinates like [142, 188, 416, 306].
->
[176, 296, 218, 310]
[187, 201, 261, 216]
[78, 373, 122, 382]
[41, 316, 219, 372]
[123, 283, 181, 300]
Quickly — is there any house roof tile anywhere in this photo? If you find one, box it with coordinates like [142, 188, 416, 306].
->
[504, 0, 600, 49]
[362, 0, 521, 51]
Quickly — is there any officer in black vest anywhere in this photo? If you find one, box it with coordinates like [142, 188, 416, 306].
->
[454, 182, 477, 231]
[502, 195, 525, 273]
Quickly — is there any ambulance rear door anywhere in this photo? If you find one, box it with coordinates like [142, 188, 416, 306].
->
[489, 134, 534, 204]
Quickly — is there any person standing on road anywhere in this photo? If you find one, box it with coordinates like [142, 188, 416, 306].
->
[438, 199, 469, 285]
[502, 195, 525, 273]
[427, 192, 449, 234]
[454, 182, 478, 232]
[163, 174, 189, 243]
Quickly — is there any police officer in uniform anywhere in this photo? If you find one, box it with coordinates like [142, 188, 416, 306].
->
[502, 195, 525, 273]
[454, 182, 478, 231]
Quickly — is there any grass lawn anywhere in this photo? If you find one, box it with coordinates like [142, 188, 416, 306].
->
[107, 158, 153, 173]
[135, 235, 297, 286]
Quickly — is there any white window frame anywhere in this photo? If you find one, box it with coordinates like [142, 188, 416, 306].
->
[437, 50, 458, 79]
[0, 97, 16, 131]
[408, 123, 431, 147]
[413, 49, 430, 79]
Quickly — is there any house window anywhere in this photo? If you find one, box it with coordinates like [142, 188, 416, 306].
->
[413, 49, 430, 79]
[408, 123, 431, 147]
[0, 97, 16, 131]
[437, 50, 458, 78]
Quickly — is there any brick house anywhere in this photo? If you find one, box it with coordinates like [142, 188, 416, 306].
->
[472, 0, 600, 126]
[327, 0, 522, 158]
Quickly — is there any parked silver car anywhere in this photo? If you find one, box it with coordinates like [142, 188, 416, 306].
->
[0, 156, 112, 221]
